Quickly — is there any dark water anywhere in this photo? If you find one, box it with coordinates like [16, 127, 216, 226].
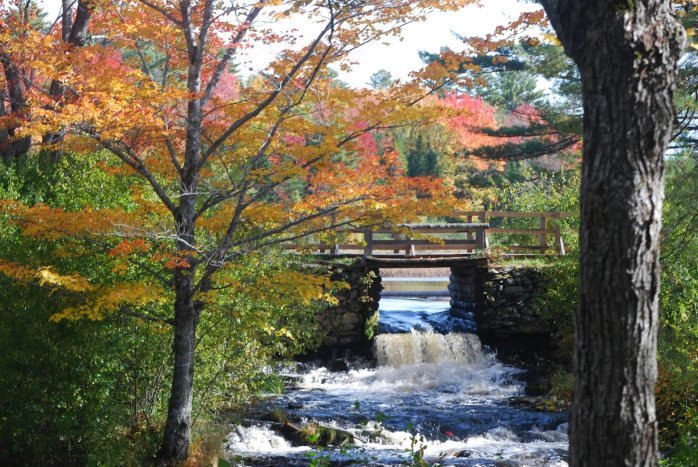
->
[224, 298, 569, 466]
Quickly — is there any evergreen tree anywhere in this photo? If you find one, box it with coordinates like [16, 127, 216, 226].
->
[405, 134, 441, 177]
[425, 147, 440, 176]
[479, 71, 544, 111]
[406, 134, 426, 177]
[368, 69, 393, 89]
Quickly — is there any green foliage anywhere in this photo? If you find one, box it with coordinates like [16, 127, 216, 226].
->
[0, 155, 167, 465]
[477, 70, 544, 111]
[488, 166, 580, 252]
[537, 256, 578, 347]
[364, 310, 379, 340]
[406, 134, 442, 178]
[548, 368, 575, 402]
[368, 69, 393, 90]
[406, 422, 430, 467]
[0, 276, 171, 466]
[0, 152, 137, 211]
[0, 155, 325, 465]
[656, 155, 698, 461]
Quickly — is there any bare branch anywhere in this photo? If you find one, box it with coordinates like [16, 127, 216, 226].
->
[201, 5, 264, 105]
[120, 306, 174, 326]
[95, 137, 178, 214]
[200, 18, 336, 166]
[137, 0, 183, 26]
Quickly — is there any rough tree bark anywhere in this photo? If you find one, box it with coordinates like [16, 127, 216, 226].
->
[539, 1, 685, 465]
[157, 268, 198, 463]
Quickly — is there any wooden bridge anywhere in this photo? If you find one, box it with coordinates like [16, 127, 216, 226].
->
[293, 211, 575, 257]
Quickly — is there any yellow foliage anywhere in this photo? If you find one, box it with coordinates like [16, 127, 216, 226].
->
[0, 259, 39, 284]
[36, 268, 96, 293]
[50, 282, 164, 322]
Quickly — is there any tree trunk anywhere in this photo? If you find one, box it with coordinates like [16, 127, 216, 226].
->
[0, 53, 31, 162]
[156, 270, 197, 465]
[43, 0, 95, 162]
[157, 3, 205, 461]
[540, 1, 685, 465]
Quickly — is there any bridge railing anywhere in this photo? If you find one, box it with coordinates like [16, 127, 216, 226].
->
[452, 211, 575, 255]
[362, 223, 489, 256]
[287, 211, 575, 256]
[289, 223, 489, 256]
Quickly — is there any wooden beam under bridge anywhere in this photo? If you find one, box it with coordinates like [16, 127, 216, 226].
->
[361, 255, 489, 269]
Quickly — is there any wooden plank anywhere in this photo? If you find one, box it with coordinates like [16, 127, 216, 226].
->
[488, 228, 555, 235]
[476, 226, 486, 250]
[284, 243, 363, 250]
[362, 256, 489, 269]
[374, 228, 486, 234]
[370, 224, 488, 234]
[409, 244, 477, 251]
[400, 223, 489, 229]
[339, 223, 489, 234]
[370, 239, 478, 247]
[453, 211, 576, 218]
[283, 212, 573, 257]
[502, 245, 548, 251]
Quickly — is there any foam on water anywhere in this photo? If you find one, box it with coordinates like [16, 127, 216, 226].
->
[224, 425, 310, 454]
[352, 424, 568, 465]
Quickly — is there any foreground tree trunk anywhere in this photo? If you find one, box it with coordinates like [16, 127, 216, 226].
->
[156, 270, 197, 465]
[540, 1, 685, 465]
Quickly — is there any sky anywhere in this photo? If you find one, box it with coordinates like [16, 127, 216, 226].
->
[39, 0, 535, 88]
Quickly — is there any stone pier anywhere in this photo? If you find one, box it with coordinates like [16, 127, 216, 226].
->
[313, 257, 552, 367]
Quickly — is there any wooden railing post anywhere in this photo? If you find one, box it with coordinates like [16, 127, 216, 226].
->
[553, 213, 566, 255]
[330, 212, 339, 255]
[554, 225, 566, 255]
[475, 226, 486, 250]
[466, 214, 474, 247]
[539, 215, 548, 250]
[407, 239, 416, 256]
[363, 229, 373, 257]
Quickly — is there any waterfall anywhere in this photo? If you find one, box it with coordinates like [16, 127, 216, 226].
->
[224, 298, 569, 466]
[374, 330, 487, 367]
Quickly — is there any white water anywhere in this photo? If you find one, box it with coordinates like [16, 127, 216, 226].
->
[225, 425, 310, 455]
[374, 331, 486, 367]
[224, 298, 568, 466]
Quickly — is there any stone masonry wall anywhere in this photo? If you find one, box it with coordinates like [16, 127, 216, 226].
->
[315, 263, 381, 357]
[477, 267, 550, 364]
[448, 266, 486, 333]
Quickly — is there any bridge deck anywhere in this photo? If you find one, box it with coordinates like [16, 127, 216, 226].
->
[361, 255, 488, 269]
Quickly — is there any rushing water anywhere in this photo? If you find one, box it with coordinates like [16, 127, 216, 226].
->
[224, 298, 568, 466]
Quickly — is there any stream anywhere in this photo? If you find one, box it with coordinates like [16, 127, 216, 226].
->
[223, 297, 569, 466]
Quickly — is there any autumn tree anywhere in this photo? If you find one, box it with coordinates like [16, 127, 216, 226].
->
[0, 0, 476, 463]
[0, 0, 95, 161]
[536, 1, 686, 465]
